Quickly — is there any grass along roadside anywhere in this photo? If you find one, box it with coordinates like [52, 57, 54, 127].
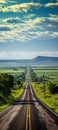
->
[0, 83, 25, 112]
[32, 82, 58, 114]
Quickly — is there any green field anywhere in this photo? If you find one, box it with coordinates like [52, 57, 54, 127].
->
[31, 66, 58, 114]
[33, 69, 58, 83]
[0, 68, 25, 74]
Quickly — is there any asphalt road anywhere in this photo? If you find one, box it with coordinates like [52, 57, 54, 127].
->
[0, 83, 58, 130]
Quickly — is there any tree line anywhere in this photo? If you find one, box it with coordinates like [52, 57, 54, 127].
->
[0, 73, 14, 97]
[0, 70, 26, 104]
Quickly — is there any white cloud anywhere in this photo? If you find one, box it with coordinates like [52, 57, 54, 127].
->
[47, 24, 55, 27]
[0, 2, 42, 12]
[0, 27, 58, 43]
[45, 1, 58, 7]
[0, 0, 6, 3]
[0, 0, 16, 4]
[2, 17, 22, 24]
[8, 0, 16, 3]
[25, 17, 45, 25]
[30, 51, 58, 58]
[50, 32, 58, 38]
[0, 14, 58, 43]
[24, 14, 35, 19]
[0, 51, 58, 59]
[48, 14, 58, 22]
[0, 16, 45, 42]
[0, 51, 6, 58]
[27, 31, 58, 39]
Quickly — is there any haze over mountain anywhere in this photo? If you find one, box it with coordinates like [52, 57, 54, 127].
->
[32, 56, 58, 65]
[0, 56, 58, 67]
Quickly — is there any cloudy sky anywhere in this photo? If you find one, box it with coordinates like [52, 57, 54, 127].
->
[0, 0, 58, 59]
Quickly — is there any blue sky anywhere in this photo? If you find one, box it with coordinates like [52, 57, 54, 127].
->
[0, 0, 58, 59]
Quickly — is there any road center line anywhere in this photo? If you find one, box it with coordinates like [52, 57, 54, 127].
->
[26, 87, 32, 130]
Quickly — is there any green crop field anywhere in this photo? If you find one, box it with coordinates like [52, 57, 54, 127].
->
[0, 68, 25, 74]
[31, 66, 58, 114]
[33, 69, 58, 83]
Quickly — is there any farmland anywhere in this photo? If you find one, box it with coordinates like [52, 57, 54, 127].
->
[34, 69, 58, 83]
[0, 68, 25, 74]
[31, 66, 58, 114]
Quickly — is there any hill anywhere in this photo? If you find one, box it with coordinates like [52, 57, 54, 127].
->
[32, 56, 58, 65]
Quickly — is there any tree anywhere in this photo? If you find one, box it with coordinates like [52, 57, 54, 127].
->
[16, 80, 22, 88]
[0, 74, 14, 96]
[48, 81, 58, 94]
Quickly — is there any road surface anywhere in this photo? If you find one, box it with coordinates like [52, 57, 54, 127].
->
[0, 68, 58, 130]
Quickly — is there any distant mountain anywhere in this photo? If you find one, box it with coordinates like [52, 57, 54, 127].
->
[32, 56, 58, 65]
[0, 56, 58, 67]
[0, 59, 30, 67]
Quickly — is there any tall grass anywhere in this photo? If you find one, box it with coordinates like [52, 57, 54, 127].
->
[32, 82, 58, 114]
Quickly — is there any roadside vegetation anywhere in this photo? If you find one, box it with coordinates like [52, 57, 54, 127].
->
[0, 67, 26, 111]
[30, 67, 58, 114]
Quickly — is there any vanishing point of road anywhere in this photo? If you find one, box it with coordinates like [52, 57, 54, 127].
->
[0, 68, 58, 130]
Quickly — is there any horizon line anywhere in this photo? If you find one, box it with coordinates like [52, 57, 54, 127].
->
[0, 55, 58, 60]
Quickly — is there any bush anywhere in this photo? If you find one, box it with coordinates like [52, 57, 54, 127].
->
[48, 81, 58, 94]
